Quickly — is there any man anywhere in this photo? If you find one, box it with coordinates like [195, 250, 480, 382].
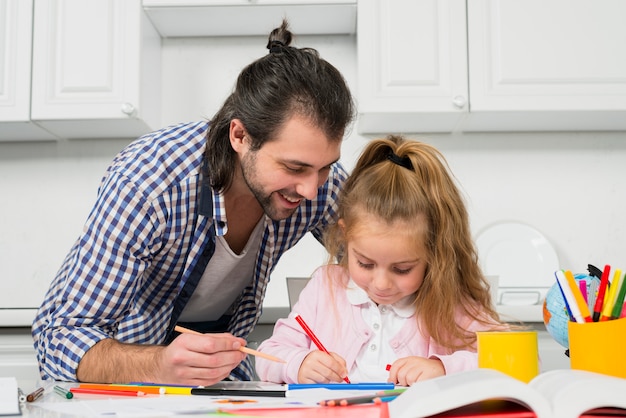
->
[32, 20, 354, 384]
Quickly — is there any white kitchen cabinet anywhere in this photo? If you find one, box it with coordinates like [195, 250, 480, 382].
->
[142, 0, 357, 37]
[357, 0, 468, 134]
[30, 0, 161, 139]
[0, 0, 57, 141]
[358, 0, 626, 134]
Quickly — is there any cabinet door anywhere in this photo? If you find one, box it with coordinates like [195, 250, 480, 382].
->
[31, 0, 161, 139]
[0, 0, 56, 141]
[357, 0, 468, 134]
[467, 0, 626, 131]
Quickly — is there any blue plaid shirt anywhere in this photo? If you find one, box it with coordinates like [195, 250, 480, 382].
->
[32, 121, 346, 382]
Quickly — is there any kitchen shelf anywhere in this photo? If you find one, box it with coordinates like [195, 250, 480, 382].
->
[142, 1, 357, 37]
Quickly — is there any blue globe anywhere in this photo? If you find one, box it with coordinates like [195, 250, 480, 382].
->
[542, 273, 599, 348]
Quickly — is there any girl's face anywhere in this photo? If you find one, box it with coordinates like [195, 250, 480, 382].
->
[342, 213, 428, 306]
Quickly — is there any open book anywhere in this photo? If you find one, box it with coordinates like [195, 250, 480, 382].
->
[388, 368, 626, 418]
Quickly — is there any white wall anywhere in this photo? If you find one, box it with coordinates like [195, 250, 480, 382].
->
[1, 34, 625, 314]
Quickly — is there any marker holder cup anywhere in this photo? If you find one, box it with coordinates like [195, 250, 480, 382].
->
[568, 316, 626, 379]
[476, 330, 539, 383]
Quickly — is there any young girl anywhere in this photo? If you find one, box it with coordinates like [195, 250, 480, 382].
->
[256, 135, 504, 386]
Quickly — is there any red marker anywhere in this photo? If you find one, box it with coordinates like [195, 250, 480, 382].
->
[592, 264, 611, 322]
[295, 315, 350, 383]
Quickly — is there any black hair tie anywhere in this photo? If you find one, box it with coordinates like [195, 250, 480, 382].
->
[387, 151, 413, 170]
[268, 40, 285, 54]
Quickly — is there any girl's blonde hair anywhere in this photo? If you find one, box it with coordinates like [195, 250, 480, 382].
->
[324, 135, 502, 350]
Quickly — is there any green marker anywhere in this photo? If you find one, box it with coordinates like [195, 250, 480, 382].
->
[54, 385, 73, 399]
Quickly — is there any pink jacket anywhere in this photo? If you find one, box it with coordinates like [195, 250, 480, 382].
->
[256, 265, 494, 384]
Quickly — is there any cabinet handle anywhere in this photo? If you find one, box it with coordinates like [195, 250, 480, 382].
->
[120, 103, 136, 116]
[452, 95, 467, 109]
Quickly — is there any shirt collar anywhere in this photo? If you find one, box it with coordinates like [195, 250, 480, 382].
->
[346, 279, 415, 318]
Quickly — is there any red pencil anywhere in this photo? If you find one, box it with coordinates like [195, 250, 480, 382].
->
[294, 314, 351, 383]
[69, 387, 146, 397]
[592, 264, 611, 322]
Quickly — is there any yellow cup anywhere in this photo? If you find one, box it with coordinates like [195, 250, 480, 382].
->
[568, 317, 626, 378]
[476, 331, 539, 383]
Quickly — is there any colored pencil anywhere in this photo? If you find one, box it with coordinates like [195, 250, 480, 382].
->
[174, 325, 286, 364]
[295, 314, 350, 383]
[70, 387, 145, 397]
[79, 383, 165, 395]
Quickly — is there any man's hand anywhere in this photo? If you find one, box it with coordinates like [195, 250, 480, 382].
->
[77, 333, 247, 384]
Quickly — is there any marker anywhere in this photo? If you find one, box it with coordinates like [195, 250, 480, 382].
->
[600, 269, 622, 321]
[295, 315, 350, 383]
[592, 265, 611, 322]
[555, 276, 574, 321]
[556, 271, 582, 322]
[26, 387, 44, 402]
[288, 383, 395, 391]
[587, 278, 599, 313]
[611, 272, 626, 320]
[18, 388, 26, 403]
[54, 385, 73, 399]
[579, 279, 587, 304]
[563, 270, 592, 322]
[190, 387, 285, 397]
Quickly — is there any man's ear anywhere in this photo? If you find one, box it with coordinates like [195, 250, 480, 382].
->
[229, 119, 247, 152]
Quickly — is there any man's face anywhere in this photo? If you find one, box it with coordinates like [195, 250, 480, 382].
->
[238, 115, 342, 221]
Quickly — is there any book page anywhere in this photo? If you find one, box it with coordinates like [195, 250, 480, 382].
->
[0, 377, 21, 416]
[529, 369, 626, 418]
[387, 369, 552, 418]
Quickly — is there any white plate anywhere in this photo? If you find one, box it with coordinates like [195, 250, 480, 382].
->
[475, 222, 559, 292]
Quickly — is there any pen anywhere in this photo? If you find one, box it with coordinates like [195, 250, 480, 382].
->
[592, 264, 611, 322]
[174, 325, 286, 364]
[295, 314, 351, 383]
[70, 387, 146, 397]
[288, 382, 395, 391]
[26, 387, 44, 402]
[54, 385, 73, 399]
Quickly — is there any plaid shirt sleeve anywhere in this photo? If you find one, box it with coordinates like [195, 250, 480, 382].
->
[31, 122, 209, 381]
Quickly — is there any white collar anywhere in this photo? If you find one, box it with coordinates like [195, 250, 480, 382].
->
[346, 279, 415, 318]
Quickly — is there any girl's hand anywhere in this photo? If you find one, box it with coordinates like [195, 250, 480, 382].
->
[297, 351, 349, 383]
[386, 356, 445, 386]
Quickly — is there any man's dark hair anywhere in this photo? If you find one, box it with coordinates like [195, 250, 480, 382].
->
[205, 19, 355, 192]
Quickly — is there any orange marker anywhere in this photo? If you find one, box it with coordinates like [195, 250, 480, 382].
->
[564, 270, 593, 322]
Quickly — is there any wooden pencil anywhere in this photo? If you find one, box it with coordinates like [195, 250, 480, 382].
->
[174, 325, 286, 363]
